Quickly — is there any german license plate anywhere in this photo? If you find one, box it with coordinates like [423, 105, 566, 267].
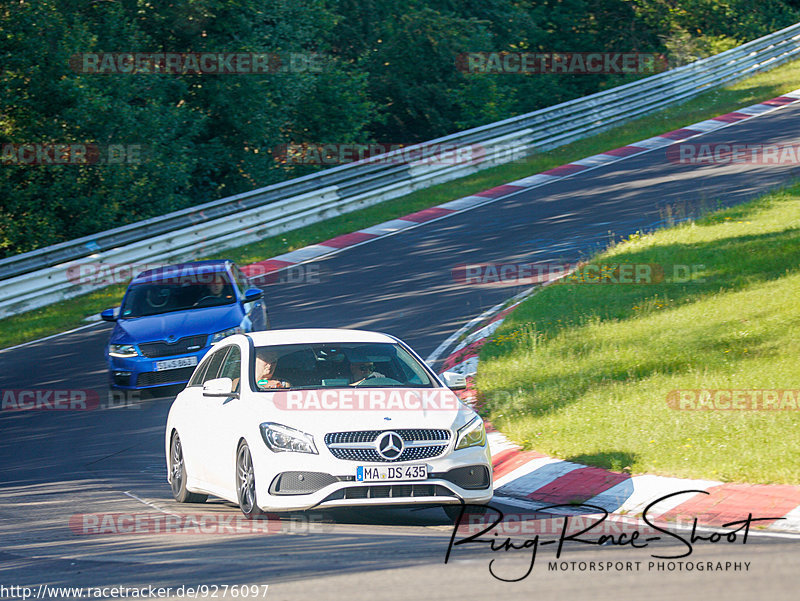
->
[356, 464, 427, 482]
[155, 356, 198, 371]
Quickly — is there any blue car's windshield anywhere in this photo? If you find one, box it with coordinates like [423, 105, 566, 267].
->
[120, 275, 236, 318]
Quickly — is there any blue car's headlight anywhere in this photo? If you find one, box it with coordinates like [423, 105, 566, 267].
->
[455, 416, 487, 450]
[210, 326, 243, 345]
[109, 344, 140, 358]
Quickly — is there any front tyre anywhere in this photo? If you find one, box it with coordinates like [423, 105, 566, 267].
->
[236, 441, 261, 519]
[169, 432, 208, 503]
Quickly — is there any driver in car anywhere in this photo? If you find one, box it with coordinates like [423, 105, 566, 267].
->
[348, 351, 385, 385]
[201, 274, 233, 302]
[255, 349, 291, 390]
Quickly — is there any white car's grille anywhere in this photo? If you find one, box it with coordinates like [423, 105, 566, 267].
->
[324, 429, 451, 462]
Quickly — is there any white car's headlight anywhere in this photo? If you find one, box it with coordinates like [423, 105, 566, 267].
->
[210, 326, 243, 345]
[455, 416, 487, 450]
[260, 423, 318, 454]
[109, 344, 140, 358]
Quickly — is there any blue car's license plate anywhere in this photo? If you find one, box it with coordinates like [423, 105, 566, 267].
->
[154, 356, 198, 371]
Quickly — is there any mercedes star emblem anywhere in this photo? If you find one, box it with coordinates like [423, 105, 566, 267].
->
[376, 431, 404, 460]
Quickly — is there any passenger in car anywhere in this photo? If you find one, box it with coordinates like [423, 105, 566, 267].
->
[255, 349, 291, 389]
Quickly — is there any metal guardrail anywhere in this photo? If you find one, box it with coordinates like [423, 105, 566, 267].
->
[2, 21, 800, 318]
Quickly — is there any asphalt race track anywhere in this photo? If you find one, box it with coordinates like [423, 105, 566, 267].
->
[2, 101, 800, 600]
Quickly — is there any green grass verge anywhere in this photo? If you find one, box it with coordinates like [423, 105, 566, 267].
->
[4, 58, 800, 350]
[476, 182, 800, 484]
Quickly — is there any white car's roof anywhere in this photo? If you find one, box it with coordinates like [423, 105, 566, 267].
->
[246, 328, 397, 346]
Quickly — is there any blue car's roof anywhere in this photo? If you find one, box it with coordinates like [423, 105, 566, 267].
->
[132, 260, 230, 285]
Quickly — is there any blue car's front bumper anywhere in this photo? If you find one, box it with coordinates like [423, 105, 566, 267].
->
[107, 347, 211, 390]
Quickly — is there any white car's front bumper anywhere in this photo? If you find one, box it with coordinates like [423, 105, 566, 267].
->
[250, 442, 493, 512]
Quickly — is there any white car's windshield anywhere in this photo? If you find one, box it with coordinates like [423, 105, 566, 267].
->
[252, 342, 435, 390]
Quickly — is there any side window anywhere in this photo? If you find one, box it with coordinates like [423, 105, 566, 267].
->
[218, 346, 242, 393]
[201, 347, 230, 384]
[186, 355, 219, 388]
[187, 360, 209, 388]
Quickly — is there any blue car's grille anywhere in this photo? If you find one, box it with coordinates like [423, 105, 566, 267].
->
[138, 335, 208, 358]
[136, 367, 196, 387]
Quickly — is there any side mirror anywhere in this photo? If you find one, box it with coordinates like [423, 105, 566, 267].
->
[442, 371, 467, 390]
[203, 377, 238, 398]
[243, 288, 263, 303]
[101, 308, 118, 322]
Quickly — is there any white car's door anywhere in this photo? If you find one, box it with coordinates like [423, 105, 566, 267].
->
[184, 346, 231, 486]
[200, 344, 244, 496]
[173, 384, 207, 485]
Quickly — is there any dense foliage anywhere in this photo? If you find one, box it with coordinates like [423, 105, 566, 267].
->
[1, 0, 799, 257]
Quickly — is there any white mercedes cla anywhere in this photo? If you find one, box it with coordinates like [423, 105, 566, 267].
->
[165, 329, 493, 518]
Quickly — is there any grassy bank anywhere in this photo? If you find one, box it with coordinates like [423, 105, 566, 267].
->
[476, 184, 800, 484]
[3, 58, 800, 350]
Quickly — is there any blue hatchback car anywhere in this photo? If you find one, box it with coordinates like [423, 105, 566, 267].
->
[102, 260, 269, 390]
